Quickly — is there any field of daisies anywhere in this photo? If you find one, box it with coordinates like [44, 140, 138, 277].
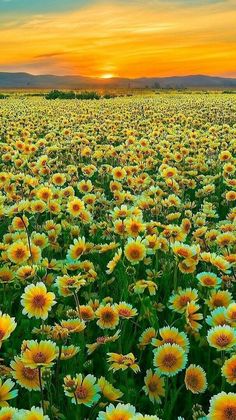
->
[0, 92, 236, 420]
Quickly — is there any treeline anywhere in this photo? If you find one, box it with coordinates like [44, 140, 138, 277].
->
[45, 90, 117, 100]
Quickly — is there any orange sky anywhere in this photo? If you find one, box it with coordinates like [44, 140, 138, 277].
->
[1, 0, 236, 78]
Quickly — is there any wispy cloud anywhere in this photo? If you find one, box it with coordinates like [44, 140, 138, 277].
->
[0, 0, 236, 77]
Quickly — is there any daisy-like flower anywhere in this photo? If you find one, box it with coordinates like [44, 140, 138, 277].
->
[64, 373, 100, 406]
[0, 407, 18, 419]
[67, 197, 85, 217]
[10, 356, 41, 390]
[21, 340, 58, 368]
[21, 282, 56, 320]
[96, 304, 119, 330]
[114, 302, 137, 319]
[125, 218, 146, 238]
[15, 406, 50, 420]
[0, 267, 14, 284]
[107, 353, 140, 373]
[196, 272, 221, 288]
[139, 328, 157, 348]
[206, 307, 228, 327]
[86, 330, 120, 355]
[55, 274, 86, 297]
[60, 319, 86, 334]
[207, 325, 236, 351]
[66, 237, 86, 260]
[106, 248, 122, 274]
[171, 242, 196, 259]
[152, 326, 189, 353]
[124, 237, 146, 265]
[98, 376, 123, 401]
[210, 254, 231, 273]
[208, 392, 236, 419]
[169, 288, 198, 314]
[184, 364, 207, 394]
[143, 369, 165, 404]
[186, 301, 203, 331]
[132, 280, 157, 296]
[153, 343, 187, 377]
[97, 403, 136, 420]
[60, 345, 80, 361]
[7, 240, 30, 264]
[225, 303, 236, 327]
[0, 378, 18, 407]
[222, 355, 236, 385]
[206, 290, 233, 311]
[0, 312, 16, 346]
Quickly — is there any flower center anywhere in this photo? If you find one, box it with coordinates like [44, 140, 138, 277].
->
[15, 248, 26, 259]
[187, 374, 199, 388]
[129, 247, 141, 259]
[216, 334, 231, 347]
[163, 353, 177, 368]
[102, 310, 114, 322]
[76, 385, 88, 400]
[32, 294, 46, 308]
[223, 406, 236, 419]
[33, 352, 47, 363]
[148, 381, 158, 392]
[23, 366, 37, 380]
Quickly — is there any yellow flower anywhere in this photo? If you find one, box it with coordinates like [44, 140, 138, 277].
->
[0, 267, 14, 284]
[207, 325, 236, 351]
[0, 407, 17, 419]
[98, 376, 123, 401]
[63, 373, 100, 406]
[21, 340, 58, 368]
[0, 312, 16, 346]
[86, 330, 120, 355]
[96, 304, 119, 330]
[124, 237, 146, 264]
[125, 218, 145, 238]
[222, 355, 236, 385]
[97, 403, 136, 420]
[0, 378, 18, 407]
[60, 319, 86, 334]
[186, 301, 203, 331]
[21, 282, 56, 320]
[106, 248, 122, 274]
[153, 343, 187, 377]
[114, 302, 137, 319]
[7, 241, 30, 264]
[139, 328, 156, 348]
[143, 369, 165, 403]
[11, 356, 41, 390]
[67, 197, 85, 217]
[184, 364, 207, 394]
[208, 392, 236, 419]
[67, 237, 86, 260]
[107, 352, 140, 373]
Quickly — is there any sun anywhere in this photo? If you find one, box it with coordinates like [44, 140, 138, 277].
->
[100, 73, 115, 79]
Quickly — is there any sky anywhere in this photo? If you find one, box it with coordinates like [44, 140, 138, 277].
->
[0, 0, 236, 78]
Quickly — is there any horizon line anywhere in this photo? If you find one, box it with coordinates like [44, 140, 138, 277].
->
[0, 71, 236, 80]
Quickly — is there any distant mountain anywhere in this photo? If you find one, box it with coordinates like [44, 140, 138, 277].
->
[0, 72, 236, 89]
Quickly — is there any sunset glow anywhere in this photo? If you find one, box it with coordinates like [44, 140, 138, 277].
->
[0, 0, 236, 77]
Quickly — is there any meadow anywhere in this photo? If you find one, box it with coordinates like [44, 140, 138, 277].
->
[0, 92, 236, 420]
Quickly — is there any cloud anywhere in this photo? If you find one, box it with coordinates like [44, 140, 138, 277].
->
[0, 0, 236, 77]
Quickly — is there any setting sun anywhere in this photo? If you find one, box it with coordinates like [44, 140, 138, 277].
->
[100, 74, 115, 79]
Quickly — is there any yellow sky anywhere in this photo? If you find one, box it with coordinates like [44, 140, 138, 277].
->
[1, 0, 236, 77]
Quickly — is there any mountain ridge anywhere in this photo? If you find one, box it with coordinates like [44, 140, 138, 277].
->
[1, 72, 236, 89]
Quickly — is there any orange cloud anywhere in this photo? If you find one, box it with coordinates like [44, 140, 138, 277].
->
[1, 0, 236, 77]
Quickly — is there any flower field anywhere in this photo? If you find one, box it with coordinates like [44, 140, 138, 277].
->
[0, 93, 236, 419]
